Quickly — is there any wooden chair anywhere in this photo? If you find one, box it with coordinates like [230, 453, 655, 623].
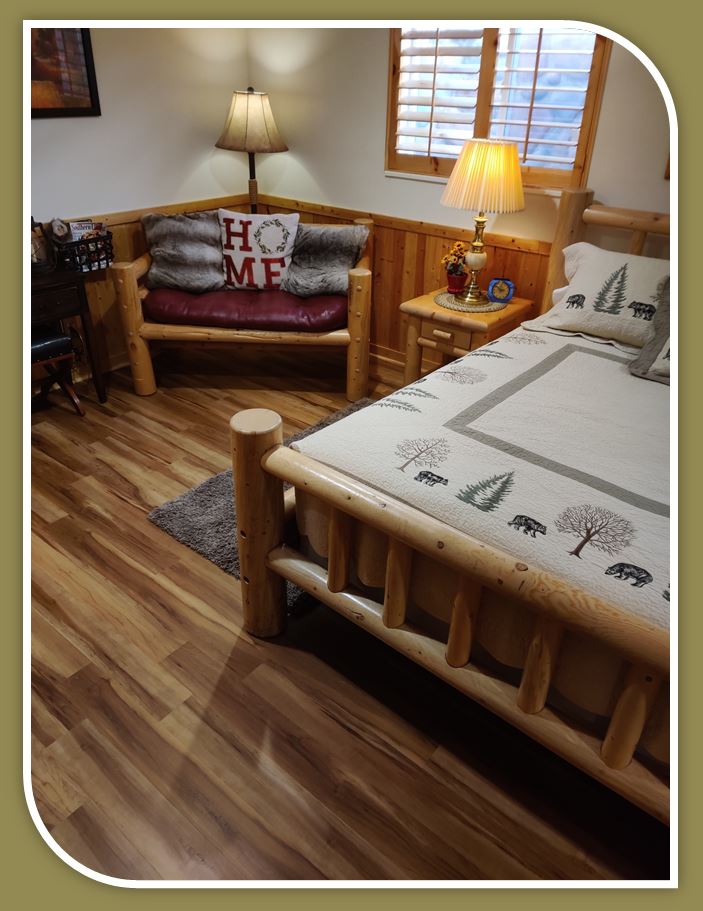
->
[31, 325, 85, 416]
[110, 218, 374, 402]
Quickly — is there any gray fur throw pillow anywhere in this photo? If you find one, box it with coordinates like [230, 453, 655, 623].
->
[143, 212, 224, 293]
[281, 224, 369, 297]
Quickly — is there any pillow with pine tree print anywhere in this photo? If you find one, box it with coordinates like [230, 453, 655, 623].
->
[540, 243, 670, 348]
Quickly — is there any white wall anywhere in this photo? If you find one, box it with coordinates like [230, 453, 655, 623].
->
[32, 27, 671, 241]
[31, 28, 250, 220]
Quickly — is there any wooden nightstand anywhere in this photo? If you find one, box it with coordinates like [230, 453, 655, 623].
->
[400, 290, 535, 383]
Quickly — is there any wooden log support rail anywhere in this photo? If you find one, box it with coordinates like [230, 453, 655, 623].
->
[517, 617, 565, 714]
[446, 578, 481, 668]
[259, 443, 669, 676]
[601, 665, 662, 770]
[140, 325, 352, 346]
[327, 508, 353, 593]
[383, 539, 413, 628]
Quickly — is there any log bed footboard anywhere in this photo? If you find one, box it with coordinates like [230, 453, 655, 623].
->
[229, 409, 670, 824]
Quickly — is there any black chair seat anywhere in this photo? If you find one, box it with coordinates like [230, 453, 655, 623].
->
[31, 330, 73, 363]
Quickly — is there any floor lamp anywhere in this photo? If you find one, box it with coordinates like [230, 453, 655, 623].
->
[215, 86, 288, 214]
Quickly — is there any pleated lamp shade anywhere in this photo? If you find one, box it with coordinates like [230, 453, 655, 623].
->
[441, 139, 524, 214]
[215, 89, 288, 154]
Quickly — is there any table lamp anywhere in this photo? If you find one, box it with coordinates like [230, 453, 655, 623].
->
[440, 139, 524, 308]
[215, 86, 288, 214]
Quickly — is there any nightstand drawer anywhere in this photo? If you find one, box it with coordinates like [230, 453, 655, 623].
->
[420, 319, 473, 352]
[32, 285, 81, 324]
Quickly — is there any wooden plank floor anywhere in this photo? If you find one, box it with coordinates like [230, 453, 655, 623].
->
[31, 347, 669, 881]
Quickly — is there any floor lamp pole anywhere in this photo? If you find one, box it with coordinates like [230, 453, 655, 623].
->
[248, 151, 258, 214]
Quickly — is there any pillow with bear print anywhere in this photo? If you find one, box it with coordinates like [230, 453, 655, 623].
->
[535, 243, 670, 348]
[218, 209, 300, 290]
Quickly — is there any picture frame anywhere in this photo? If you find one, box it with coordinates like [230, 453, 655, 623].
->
[31, 28, 101, 118]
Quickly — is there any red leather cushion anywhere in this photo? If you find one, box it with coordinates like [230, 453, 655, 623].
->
[143, 287, 348, 332]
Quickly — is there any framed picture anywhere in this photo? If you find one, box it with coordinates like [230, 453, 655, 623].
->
[31, 28, 101, 118]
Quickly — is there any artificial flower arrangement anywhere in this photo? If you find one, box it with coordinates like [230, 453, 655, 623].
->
[441, 241, 469, 275]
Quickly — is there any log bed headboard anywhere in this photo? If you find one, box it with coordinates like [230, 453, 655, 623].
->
[539, 188, 671, 314]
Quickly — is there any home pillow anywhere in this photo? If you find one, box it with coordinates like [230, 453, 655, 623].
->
[281, 224, 369, 297]
[218, 209, 299, 290]
[540, 243, 670, 348]
[629, 277, 670, 384]
[142, 212, 224, 293]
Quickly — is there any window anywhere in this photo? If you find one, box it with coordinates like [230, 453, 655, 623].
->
[386, 27, 611, 188]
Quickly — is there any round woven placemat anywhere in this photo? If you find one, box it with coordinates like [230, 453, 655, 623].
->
[434, 292, 507, 314]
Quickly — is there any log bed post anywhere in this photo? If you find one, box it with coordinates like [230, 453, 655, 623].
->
[346, 218, 374, 402]
[229, 409, 286, 637]
[110, 255, 157, 396]
[539, 187, 594, 315]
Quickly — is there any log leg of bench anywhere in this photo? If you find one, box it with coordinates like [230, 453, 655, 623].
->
[346, 267, 372, 401]
[111, 261, 157, 396]
[230, 409, 286, 638]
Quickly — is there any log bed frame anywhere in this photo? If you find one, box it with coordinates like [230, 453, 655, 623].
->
[110, 218, 374, 402]
[229, 188, 672, 824]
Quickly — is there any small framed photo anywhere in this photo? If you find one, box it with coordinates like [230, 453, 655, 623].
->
[31, 28, 101, 118]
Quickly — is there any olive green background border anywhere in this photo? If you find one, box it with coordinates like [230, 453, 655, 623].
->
[6, 1, 697, 906]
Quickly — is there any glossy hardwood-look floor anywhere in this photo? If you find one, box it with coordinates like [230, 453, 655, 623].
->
[31, 347, 669, 881]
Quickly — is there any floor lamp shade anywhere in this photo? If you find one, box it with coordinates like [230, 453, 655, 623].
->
[215, 89, 288, 154]
[440, 139, 524, 307]
[215, 87, 288, 214]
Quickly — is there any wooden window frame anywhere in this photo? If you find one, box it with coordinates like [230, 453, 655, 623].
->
[385, 28, 611, 189]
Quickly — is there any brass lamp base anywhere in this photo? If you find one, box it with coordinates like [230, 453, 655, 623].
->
[453, 284, 486, 305]
[454, 210, 488, 307]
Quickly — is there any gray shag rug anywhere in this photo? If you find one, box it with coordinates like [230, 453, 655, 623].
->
[148, 399, 372, 588]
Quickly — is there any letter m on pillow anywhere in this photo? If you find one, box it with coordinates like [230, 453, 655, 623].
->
[219, 209, 300, 290]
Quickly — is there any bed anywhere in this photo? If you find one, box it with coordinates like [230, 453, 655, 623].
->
[228, 188, 671, 823]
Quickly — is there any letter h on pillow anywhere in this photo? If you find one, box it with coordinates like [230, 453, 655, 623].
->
[218, 209, 300, 290]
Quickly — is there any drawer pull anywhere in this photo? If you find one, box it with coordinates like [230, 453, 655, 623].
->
[432, 328, 453, 341]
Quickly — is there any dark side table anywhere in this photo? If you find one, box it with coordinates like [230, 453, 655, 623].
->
[31, 270, 107, 403]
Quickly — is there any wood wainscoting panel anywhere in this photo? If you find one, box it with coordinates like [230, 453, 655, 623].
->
[58, 193, 551, 387]
[257, 196, 551, 376]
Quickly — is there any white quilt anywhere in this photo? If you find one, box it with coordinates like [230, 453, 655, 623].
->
[294, 328, 671, 629]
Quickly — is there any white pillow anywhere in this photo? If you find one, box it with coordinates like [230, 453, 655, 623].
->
[537, 243, 669, 348]
[218, 209, 300, 290]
